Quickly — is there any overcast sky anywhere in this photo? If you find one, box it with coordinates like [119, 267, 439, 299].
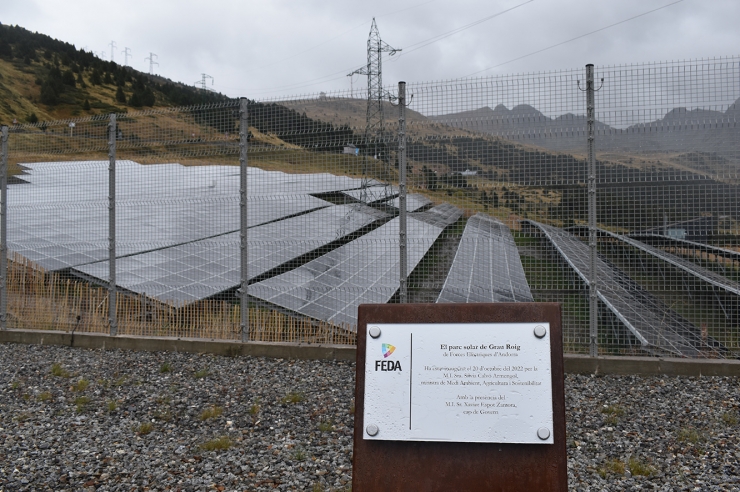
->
[1, 0, 738, 100]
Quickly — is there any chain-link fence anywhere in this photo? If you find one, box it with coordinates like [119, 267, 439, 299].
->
[1, 56, 739, 358]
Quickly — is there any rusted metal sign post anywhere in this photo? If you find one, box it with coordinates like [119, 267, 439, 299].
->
[354, 303, 567, 491]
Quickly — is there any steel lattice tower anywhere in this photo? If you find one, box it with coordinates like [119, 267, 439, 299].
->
[348, 18, 400, 196]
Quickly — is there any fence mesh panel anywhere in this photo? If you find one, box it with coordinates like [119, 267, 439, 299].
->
[2, 56, 739, 357]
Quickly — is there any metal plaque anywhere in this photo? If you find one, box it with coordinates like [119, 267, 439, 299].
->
[363, 322, 553, 444]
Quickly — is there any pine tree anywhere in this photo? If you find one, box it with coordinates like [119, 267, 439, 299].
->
[90, 68, 102, 85]
[115, 86, 126, 103]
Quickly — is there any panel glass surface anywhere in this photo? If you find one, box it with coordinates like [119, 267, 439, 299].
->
[524, 220, 714, 357]
[250, 205, 461, 329]
[438, 214, 534, 303]
[603, 230, 740, 296]
[7, 161, 368, 271]
[72, 204, 387, 304]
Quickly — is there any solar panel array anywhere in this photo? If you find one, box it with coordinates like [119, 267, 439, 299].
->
[601, 229, 740, 297]
[438, 214, 533, 303]
[7, 161, 368, 272]
[6, 159, 468, 330]
[250, 204, 462, 328]
[524, 220, 718, 357]
[72, 204, 387, 304]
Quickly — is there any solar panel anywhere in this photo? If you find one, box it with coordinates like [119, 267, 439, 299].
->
[250, 204, 462, 328]
[438, 214, 534, 303]
[523, 220, 718, 357]
[601, 229, 740, 296]
[409, 202, 463, 228]
[628, 233, 740, 271]
[72, 204, 388, 304]
[7, 160, 370, 271]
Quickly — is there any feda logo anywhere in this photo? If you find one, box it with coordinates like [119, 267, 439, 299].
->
[375, 343, 402, 371]
[382, 343, 395, 358]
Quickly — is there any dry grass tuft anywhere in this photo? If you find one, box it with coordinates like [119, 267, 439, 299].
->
[200, 405, 224, 421]
[7, 255, 356, 345]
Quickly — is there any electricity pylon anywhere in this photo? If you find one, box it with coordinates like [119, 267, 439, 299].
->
[347, 18, 400, 200]
[109, 41, 117, 63]
[195, 73, 214, 91]
[145, 53, 159, 75]
[121, 47, 132, 66]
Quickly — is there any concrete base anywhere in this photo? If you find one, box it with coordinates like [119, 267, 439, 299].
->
[1, 329, 739, 376]
[564, 353, 740, 377]
[0, 328, 355, 361]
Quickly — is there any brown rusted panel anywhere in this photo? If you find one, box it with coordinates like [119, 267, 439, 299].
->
[353, 303, 567, 492]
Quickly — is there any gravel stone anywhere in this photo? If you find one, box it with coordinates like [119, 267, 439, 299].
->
[0, 343, 738, 490]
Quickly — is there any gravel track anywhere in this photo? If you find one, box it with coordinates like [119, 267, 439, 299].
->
[0, 343, 739, 491]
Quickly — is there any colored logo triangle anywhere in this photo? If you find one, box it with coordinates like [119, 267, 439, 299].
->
[382, 343, 396, 358]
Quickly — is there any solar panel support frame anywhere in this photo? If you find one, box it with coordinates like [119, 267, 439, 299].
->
[0, 125, 7, 330]
[239, 97, 250, 342]
[108, 114, 118, 337]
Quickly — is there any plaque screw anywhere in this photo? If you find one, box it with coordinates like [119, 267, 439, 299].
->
[369, 326, 381, 338]
[537, 427, 551, 440]
[534, 325, 547, 339]
[366, 424, 379, 436]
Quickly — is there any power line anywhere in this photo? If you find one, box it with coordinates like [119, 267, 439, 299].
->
[222, 0, 684, 98]
[230, 66, 362, 96]
[463, 0, 685, 77]
[227, 1, 528, 96]
[236, 0, 438, 75]
[394, 0, 533, 59]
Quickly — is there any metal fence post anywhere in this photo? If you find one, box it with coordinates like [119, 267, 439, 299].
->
[0, 126, 7, 330]
[108, 114, 117, 336]
[239, 97, 250, 342]
[398, 82, 408, 303]
[585, 64, 598, 357]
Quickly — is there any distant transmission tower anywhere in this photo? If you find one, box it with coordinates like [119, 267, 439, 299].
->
[347, 18, 401, 198]
[145, 53, 159, 75]
[121, 47, 132, 66]
[109, 41, 117, 63]
[195, 73, 214, 91]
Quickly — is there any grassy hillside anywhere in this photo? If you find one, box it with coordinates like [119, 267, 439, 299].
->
[0, 23, 228, 125]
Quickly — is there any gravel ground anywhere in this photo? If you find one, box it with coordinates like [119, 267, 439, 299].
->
[0, 343, 739, 491]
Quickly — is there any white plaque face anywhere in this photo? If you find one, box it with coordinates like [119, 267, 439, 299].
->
[363, 323, 553, 444]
